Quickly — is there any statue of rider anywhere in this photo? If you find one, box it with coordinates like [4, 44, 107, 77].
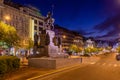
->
[44, 12, 54, 30]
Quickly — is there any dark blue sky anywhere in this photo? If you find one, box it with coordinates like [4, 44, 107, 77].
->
[12, 0, 120, 40]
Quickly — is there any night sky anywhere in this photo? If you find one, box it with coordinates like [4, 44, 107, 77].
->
[12, 0, 120, 40]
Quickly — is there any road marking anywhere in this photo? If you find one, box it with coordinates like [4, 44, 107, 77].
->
[91, 62, 120, 68]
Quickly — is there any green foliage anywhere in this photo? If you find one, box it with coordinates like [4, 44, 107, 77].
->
[117, 46, 120, 53]
[84, 48, 91, 53]
[98, 48, 103, 51]
[0, 59, 7, 74]
[91, 48, 98, 53]
[12, 57, 20, 69]
[69, 44, 82, 53]
[84, 47, 98, 53]
[0, 21, 20, 47]
[69, 45, 77, 52]
[0, 56, 20, 74]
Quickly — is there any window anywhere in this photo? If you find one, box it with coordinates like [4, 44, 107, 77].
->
[39, 27, 42, 31]
[34, 20, 37, 24]
[34, 26, 37, 30]
[23, 10, 26, 13]
[39, 21, 43, 26]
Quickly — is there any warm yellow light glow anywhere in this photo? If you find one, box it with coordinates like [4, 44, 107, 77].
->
[29, 19, 34, 41]
[63, 35, 66, 39]
[4, 15, 10, 20]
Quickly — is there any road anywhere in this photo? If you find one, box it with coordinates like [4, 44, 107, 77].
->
[35, 53, 120, 80]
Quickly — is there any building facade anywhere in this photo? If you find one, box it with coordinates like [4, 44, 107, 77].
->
[54, 25, 83, 49]
[0, 0, 45, 45]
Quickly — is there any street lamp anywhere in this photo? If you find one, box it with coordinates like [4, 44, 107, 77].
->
[4, 15, 10, 21]
[3, 15, 11, 24]
[63, 35, 66, 39]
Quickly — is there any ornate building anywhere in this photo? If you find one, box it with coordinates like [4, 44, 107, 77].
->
[0, 0, 45, 45]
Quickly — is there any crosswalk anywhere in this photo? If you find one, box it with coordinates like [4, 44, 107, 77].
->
[89, 62, 120, 67]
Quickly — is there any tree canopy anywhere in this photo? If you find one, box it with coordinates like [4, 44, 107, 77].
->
[0, 21, 20, 47]
[69, 44, 82, 53]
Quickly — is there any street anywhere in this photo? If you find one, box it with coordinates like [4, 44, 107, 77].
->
[34, 53, 120, 80]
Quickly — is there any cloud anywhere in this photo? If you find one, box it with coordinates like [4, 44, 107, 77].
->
[93, 14, 120, 40]
[75, 29, 95, 35]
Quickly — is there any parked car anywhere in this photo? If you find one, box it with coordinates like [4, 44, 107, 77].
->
[116, 54, 120, 61]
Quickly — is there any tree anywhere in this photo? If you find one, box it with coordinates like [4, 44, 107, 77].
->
[69, 44, 78, 53]
[0, 21, 20, 47]
[69, 44, 83, 53]
[0, 24, 5, 41]
[117, 46, 120, 53]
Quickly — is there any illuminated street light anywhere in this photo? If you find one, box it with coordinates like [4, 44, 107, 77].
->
[4, 15, 10, 21]
[63, 35, 66, 39]
[3, 15, 11, 24]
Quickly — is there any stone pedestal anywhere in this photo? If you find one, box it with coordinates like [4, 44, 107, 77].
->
[28, 58, 82, 69]
[46, 30, 59, 57]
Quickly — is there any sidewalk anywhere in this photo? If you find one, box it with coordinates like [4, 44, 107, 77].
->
[3, 57, 83, 80]
[3, 57, 54, 80]
[3, 56, 100, 80]
[3, 63, 84, 80]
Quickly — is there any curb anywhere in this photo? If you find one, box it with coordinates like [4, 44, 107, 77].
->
[27, 63, 82, 80]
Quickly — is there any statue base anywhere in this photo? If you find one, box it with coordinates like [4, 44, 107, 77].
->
[46, 30, 61, 57]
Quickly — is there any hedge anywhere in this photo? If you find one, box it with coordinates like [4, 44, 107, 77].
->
[0, 56, 20, 74]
